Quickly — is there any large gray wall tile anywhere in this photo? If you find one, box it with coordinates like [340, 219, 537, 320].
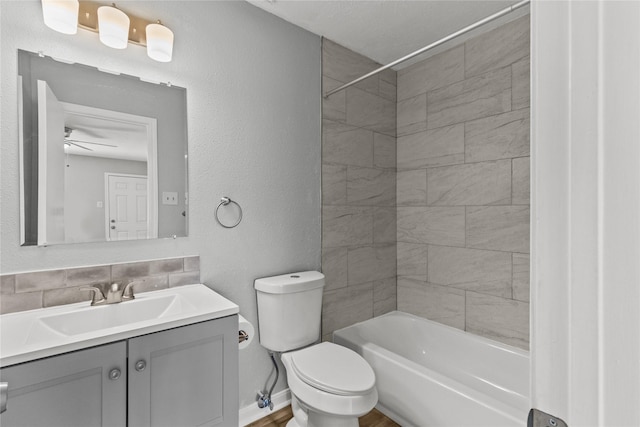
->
[128, 275, 169, 293]
[465, 109, 530, 163]
[512, 253, 530, 302]
[397, 169, 427, 206]
[323, 39, 380, 93]
[374, 207, 397, 243]
[183, 256, 200, 272]
[322, 163, 347, 205]
[397, 242, 428, 279]
[15, 270, 66, 293]
[323, 120, 373, 167]
[44, 286, 91, 307]
[397, 45, 465, 101]
[1, 291, 42, 314]
[322, 247, 349, 291]
[466, 292, 529, 349]
[428, 246, 512, 297]
[397, 278, 465, 329]
[1, 275, 15, 294]
[427, 160, 512, 206]
[512, 156, 530, 205]
[322, 282, 374, 335]
[347, 166, 396, 206]
[427, 67, 511, 129]
[378, 69, 397, 101]
[466, 206, 530, 253]
[346, 87, 396, 136]
[111, 258, 183, 279]
[65, 266, 110, 287]
[512, 56, 530, 110]
[348, 244, 397, 285]
[169, 271, 200, 287]
[323, 76, 347, 122]
[323, 206, 373, 247]
[465, 15, 530, 78]
[373, 132, 396, 169]
[397, 94, 427, 137]
[397, 124, 464, 169]
[374, 278, 397, 316]
[397, 207, 465, 246]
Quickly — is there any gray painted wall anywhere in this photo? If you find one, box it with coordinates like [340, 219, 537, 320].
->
[64, 155, 147, 243]
[1, 0, 321, 409]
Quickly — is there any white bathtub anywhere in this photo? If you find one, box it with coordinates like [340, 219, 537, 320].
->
[333, 311, 529, 427]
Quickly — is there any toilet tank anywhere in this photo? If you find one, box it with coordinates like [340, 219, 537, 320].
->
[254, 271, 325, 352]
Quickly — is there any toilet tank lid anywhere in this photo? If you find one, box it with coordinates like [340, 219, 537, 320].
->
[254, 271, 325, 294]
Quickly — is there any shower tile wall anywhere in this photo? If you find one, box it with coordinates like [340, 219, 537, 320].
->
[396, 16, 530, 349]
[321, 39, 397, 340]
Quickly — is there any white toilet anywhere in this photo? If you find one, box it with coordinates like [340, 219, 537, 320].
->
[254, 271, 378, 427]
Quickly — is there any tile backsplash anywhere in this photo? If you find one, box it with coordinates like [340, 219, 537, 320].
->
[0, 256, 200, 315]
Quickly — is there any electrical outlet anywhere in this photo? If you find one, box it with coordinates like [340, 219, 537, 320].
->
[162, 192, 178, 205]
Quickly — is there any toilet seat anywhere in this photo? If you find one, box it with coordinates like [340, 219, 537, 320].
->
[289, 342, 375, 396]
[281, 343, 378, 419]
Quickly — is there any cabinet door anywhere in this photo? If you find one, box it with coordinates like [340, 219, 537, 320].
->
[128, 316, 238, 427]
[0, 341, 127, 427]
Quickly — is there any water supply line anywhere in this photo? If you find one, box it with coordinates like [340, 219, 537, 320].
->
[257, 351, 279, 411]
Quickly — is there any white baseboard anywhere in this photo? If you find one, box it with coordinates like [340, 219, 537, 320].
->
[238, 388, 291, 426]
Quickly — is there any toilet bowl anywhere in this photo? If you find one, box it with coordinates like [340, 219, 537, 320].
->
[281, 342, 378, 427]
[254, 271, 378, 427]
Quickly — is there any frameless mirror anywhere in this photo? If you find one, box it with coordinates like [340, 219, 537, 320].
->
[18, 50, 188, 246]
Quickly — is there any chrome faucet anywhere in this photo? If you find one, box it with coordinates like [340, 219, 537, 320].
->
[80, 280, 143, 306]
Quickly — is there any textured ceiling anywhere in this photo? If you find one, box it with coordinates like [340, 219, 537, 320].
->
[246, 0, 526, 69]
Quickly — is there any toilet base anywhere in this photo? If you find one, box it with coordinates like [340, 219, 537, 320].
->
[288, 394, 360, 427]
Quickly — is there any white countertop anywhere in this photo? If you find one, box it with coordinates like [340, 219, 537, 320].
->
[0, 284, 239, 367]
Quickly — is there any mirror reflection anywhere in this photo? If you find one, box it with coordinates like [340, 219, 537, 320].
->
[18, 50, 188, 246]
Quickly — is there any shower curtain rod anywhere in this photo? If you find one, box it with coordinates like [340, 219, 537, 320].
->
[323, 0, 530, 98]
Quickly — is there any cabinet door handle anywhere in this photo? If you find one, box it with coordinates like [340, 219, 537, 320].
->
[135, 360, 146, 372]
[1, 382, 7, 413]
[109, 368, 121, 381]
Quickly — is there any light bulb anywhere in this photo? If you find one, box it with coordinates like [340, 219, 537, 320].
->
[146, 22, 173, 62]
[41, 0, 79, 35]
[98, 5, 130, 49]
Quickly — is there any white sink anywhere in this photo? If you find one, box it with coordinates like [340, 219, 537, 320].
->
[1, 284, 239, 367]
[29, 293, 191, 339]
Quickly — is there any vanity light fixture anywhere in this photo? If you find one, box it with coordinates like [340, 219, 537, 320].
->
[97, 4, 129, 49]
[41, 0, 79, 35]
[146, 21, 174, 63]
[40, 0, 174, 62]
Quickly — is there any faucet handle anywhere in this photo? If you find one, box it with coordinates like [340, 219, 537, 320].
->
[80, 286, 107, 306]
[122, 280, 145, 301]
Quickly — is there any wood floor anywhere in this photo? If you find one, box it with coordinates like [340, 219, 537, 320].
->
[247, 405, 400, 427]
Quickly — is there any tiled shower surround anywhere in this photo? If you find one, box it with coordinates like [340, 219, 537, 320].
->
[321, 39, 398, 340]
[323, 15, 530, 349]
[0, 256, 200, 315]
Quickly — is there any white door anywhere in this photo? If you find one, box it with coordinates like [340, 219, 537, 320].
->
[37, 80, 66, 246]
[106, 174, 148, 240]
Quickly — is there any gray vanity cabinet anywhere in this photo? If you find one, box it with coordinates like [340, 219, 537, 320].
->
[0, 315, 238, 427]
[0, 341, 127, 426]
[128, 315, 238, 426]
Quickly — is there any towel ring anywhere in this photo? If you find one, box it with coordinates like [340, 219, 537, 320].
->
[215, 197, 243, 228]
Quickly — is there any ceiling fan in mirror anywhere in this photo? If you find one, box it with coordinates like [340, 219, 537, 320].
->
[63, 126, 118, 151]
